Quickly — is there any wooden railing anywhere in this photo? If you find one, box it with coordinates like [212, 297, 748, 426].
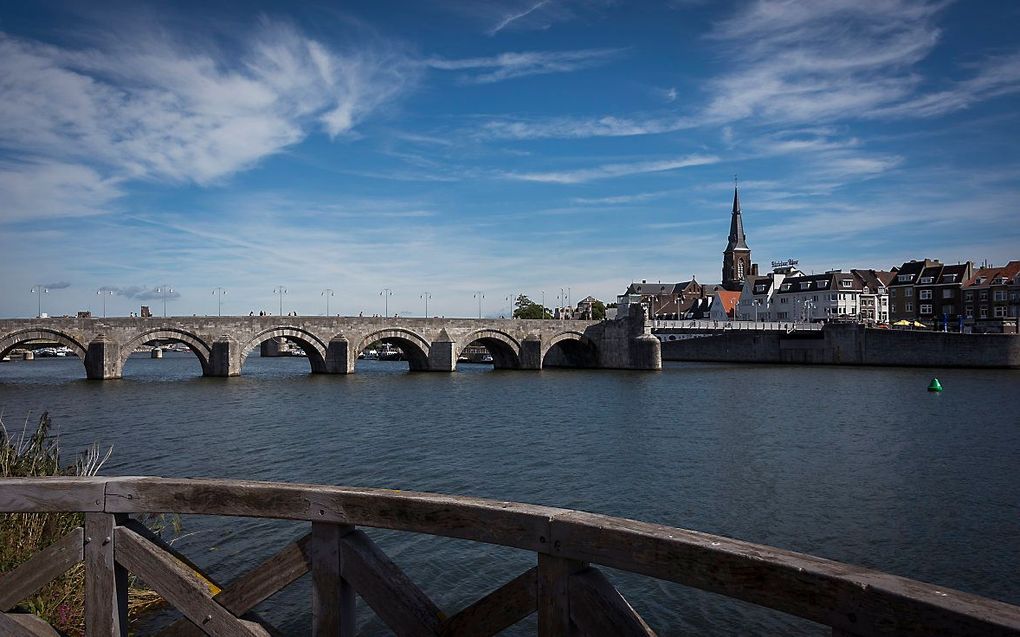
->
[1, 477, 1018, 636]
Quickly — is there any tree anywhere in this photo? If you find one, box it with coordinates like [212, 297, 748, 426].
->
[591, 300, 606, 320]
[513, 294, 551, 319]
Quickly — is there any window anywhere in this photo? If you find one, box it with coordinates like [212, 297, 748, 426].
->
[890, 288, 897, 297]
[737, 262, 744, 279]
[841, 280, 853, 288]
[995, 306, 1006, 317]
[994, 290, 1007, 301]
[942, 289, 954, 299]
[780, 297, 788, 304]
[943, 304, 954, 315]
[920, 304, 933, 315]
[965, 306, 973, 318]
[780, 283, 791, 291]
[897, 274, 913, 282]
[919, 290, 932, 300]
[813, 295, 818, 302]
[817, 280, 828, 288]
[829, 294, 837, 301]
[944, 274, 957, 282]
[906, 303, 913, 312]
[980, 308, 988, 318]
[755, 284, 766, 293]
[919, 276, 934, 284]
[800, 282, 812, 290]
[965, 291, 974, 301]
[980, 291, 988, 300]
[905, 288, 914, 297]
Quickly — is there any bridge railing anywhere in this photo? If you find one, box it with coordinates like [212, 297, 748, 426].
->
[652, 319, 823, 332]
[1, 477, 1018, 636]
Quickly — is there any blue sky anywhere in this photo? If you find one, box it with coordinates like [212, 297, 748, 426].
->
[1, 0, 1018, 318]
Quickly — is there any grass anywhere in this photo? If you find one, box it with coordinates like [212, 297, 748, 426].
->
[1, 412, 177, 634]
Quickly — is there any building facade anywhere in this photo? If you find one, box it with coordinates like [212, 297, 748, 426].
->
[722, 186, 758, 291]
[888, 259, 972, 327]
[963, 261, 1020, 333]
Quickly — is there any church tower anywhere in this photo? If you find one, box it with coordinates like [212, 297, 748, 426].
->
[722, 185, 752, 291]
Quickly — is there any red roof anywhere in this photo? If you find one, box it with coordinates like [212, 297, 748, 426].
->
[714, 290, 740, 317]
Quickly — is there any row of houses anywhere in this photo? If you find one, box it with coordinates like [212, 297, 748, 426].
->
[620, 259, 1020, 333]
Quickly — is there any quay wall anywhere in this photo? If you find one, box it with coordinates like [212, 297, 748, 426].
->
[661, 324, 1020, 369]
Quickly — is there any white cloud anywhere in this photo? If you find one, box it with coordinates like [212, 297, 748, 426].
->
[0, 22, 416, 205]
[505, 155, 718, 184]
[478, 113, 694, 139]
[488, 0, 551, 35]
[426, 48, 622, 83]
[0, 160, 122, 222]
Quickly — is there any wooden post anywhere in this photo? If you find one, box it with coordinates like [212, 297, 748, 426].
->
[537, 553, 586, 637]
[310, 522, 355, 637]
[84, 513, 127, 637]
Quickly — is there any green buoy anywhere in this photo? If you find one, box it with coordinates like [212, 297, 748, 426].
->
[928, 378, 943, 393]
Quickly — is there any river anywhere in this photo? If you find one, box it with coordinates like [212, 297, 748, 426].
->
[1, 353, 1018, 635]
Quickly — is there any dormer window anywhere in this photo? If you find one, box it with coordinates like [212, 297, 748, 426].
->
[780, 283, 792, 291]
[897, 274, 913, 282]
[918, 276, 934, 284]
[817, 281, 828, 288]
[840, 280, 852, 288]
[944, 274, 957, 282]
[800, 282, 812, 290]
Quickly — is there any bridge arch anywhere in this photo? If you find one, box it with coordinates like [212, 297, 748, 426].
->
[542, 331, 599, 368]
[457, 329, 521, 369]
[119, 328, 213, 375]
[355, 328, 431, 371]
[240, 328, 329, 373]
[0, 328, 88, 361]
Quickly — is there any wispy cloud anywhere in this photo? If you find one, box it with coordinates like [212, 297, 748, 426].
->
[488, 0, 551, 35]
[504, 155, 718, 184]
[0, 160, 123, 222]
[0, 21, 417, 222]
[426, 48, 622, 83]
[476, 113, 693, 139]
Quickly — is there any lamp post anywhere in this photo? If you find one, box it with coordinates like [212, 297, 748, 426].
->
[559, 288, 566, 320]
[97, 288, 114, 318]
[321, 288, 334, 316]
[273, 286, 286, 316]
[505, 291, 516, 319]
[541, 291, 546, 319]
[154, 285, 174, 318]
[30, 285, 48, 318]
[420, 291, 431, 317]
[212, 287, 226, 317]
[380, 288, 393, 317]
[472, 291, 484, 319]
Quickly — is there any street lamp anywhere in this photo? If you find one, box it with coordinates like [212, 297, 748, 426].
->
[154, 285, 174, 318]
[212, 287, 227, 317]
[380, 288, 393, 317]
[321, 288, 334, 316]
[420, 291, 431, 317]
[505, 291, 516, 319]
[273, 286, 287, 316]
[97, 288, 114, 318]
[30, 285, 48, 318]
[473, 291, 484, 319]
[541, 290, 546, 319]
[559, 288, 566, 320]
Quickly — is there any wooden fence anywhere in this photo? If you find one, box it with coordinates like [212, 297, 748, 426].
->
[1, 477, 1018, 636]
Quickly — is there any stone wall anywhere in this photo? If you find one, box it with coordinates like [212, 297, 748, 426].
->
[661, 324, 1020, 369]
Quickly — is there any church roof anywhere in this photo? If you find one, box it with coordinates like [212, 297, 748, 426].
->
[725, 186, 749, 251]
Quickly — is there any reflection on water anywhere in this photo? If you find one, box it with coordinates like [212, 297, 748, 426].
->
[2, 353, 1019, 635]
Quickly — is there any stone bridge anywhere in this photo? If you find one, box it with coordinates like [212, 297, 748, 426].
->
[0, 307, 660, 379]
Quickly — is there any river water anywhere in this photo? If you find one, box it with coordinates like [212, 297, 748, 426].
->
[1, 353, 1018, 635]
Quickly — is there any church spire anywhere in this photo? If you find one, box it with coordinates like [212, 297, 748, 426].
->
[726, 184, 748, 251]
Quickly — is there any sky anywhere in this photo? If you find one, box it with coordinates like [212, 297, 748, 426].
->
[1, 0, 1018, 318]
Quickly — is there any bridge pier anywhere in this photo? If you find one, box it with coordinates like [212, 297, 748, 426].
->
[325, 337, 354, 374]
[520, 335, 543, 370]
[208, 337, 240, 377]
[84, 335, 122, 380]
[427, 331, 456, 372]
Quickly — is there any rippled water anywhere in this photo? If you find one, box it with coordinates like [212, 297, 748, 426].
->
[2, 353, 1019, 635]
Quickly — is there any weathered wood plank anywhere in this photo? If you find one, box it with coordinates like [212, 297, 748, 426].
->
[537, 554, 587, 637]
[156, 533, 312, 637]
[310, 522, 356, 637]
[547, 510, 1020, 637]
[104, 478, 553, 552]
[0, 478, 106, 512]
[441, 566, 537, 637]
[568, 567, 656, 637]
[339, 530, 444, 637]
[112, 526, 267, 637]
[0, 527, 83, 611]
[85, 513, 127, 637]
[0, 612, 61, 637]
